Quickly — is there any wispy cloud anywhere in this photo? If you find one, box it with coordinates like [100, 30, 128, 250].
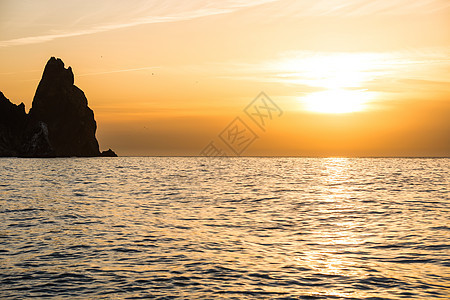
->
[0, 12, 219, 48]
[78, 66, 161, 77]
[264, 0, 450, 17]
[0, 0, 277, 48]
[208, 48, 450, 93]
[1, 0, 447, 48]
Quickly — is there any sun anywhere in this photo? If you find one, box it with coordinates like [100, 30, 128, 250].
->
[274, 52, 383, 114]
[301, 89, 375, 114]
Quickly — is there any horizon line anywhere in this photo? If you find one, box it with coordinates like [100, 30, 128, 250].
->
[104, 155, 450, 158]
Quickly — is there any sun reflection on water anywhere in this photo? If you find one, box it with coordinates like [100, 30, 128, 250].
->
[1, 157, 448, 298]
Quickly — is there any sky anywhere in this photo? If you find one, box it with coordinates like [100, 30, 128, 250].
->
[0, 0, 449, 156]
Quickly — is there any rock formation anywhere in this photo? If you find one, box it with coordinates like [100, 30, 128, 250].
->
[0, 92, 27, 156]
[100, 149, 118, 157]
[0, 57, 117, 157]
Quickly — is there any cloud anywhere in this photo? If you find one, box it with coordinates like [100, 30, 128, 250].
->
[206, 48, 450, 95]
[262, 0, 450, 17]
[0, 0, 277, 48]
[78, 66, 161, 77]
[1, 0, 447, 48]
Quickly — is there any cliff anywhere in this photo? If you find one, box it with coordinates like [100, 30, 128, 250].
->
[0, 92, 27, 156]
[0, 57, 117, 157]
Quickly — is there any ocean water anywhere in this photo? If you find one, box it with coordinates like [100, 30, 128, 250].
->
[0, 157, 448, 299]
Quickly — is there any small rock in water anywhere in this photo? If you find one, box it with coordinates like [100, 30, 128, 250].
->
[100, 149, 118, 157]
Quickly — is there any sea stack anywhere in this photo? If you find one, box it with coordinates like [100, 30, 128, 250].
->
[0, 57, 117, 157]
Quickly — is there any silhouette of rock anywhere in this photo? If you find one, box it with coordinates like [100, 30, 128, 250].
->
[0, 57, 117, 157]
[0, 92, 27, 156]
[100, 149, 118, 157]
[27, 57, 101, 157]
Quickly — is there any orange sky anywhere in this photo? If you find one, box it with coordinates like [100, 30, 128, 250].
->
[0, 0, 449, 156]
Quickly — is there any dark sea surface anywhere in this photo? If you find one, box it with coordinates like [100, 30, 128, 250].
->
[0, 157, 448, 299]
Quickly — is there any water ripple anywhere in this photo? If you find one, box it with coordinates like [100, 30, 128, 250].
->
[0, 157, 448, 299]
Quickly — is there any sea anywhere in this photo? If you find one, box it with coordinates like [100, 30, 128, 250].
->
[0, 157, 448, 299]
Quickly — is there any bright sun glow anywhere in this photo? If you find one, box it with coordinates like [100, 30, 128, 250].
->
[302, 89, 375, 114]
[275, 52, 387, 114]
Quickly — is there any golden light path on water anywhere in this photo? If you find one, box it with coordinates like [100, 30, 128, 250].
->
[0, 157, 448, 299]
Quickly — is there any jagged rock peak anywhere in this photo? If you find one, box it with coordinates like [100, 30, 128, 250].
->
[28, 57, 100, 157]
[40, 56, 74, 86]
[0, 57, 117, 157]
[0, 91, 25, 113]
